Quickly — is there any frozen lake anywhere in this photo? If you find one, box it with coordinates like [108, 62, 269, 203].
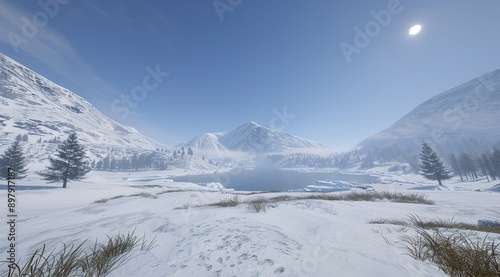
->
[172, 168, 379, 192]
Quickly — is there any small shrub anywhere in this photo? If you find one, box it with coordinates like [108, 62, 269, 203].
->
[400, 228, 500, 276]
[129, 192, 158, 199]
[109, 195, 126, 200]
[370, 214, 500, 235]
[207, 196, 240, 207]
[156, 189, 185, 195]
[94, 198, 109, 204]
[1, 232, 153, 277]
[173, 202, 191, 210]
[248, 197, 268, 213]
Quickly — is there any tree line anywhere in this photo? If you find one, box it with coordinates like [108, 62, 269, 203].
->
[93, 152, 168, 171]
[448, 149, 500, 182]
[1, 132, 90, 188]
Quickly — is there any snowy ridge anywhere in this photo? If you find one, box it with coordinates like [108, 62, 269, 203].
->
[183, 121, 332, 154]
[358, 69, 500, 153]
[0, 52, 166, 157]
[182, 132, 227, 151]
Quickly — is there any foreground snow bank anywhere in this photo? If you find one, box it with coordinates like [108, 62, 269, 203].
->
[2, 171, 499, 276]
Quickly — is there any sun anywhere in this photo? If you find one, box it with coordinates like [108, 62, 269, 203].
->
[409, 24, 422, 36]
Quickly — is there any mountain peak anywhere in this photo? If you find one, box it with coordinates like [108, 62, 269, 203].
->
[241, 121, 262, 128]
[182, 121, 331, 154]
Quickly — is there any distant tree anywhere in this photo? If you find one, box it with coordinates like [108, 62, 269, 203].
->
[419, 141, 451, 186]
[491, 149, 500, 179]
[119, 157, 130, 171]
[173, 150, 178, 158]
[37, 137, 42, 143]
[102, 156, 110, 171]
[448, 153, 463, 181]
[481, 153, 496, 181]
[138, 153, 147, 170]
[38, 132, 90, 188]
[15, 134, 22, 141]
[109, 158, 117, 171]
[131, 153, 138, 171]
[181, 147, 185, 158]
[95, 160, 103, 170]
[188, 147, 193, 156]
[459, 153, 478, 180]
[22, 134, 28, 142]
[0, 141, 28, 179]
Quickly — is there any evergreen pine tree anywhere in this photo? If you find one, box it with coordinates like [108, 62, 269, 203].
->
[38, 132, 90, 188]
[188, 147, 193, 156]
[419, 141, 451, 186]
[0, 141, 29, 179]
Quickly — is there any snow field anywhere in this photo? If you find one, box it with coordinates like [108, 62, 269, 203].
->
[2, 170, 499, 276]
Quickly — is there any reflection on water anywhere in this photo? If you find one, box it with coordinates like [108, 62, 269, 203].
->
[172, 168, 378, 192]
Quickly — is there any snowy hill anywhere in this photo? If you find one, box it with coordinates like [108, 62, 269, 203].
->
[182, 122, 332, 154]
[182, 132, 227, 152]
[0, 52, 166, 160]
[358, 69, 500, 154]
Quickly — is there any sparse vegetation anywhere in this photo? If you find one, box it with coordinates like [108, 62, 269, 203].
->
[129, 192, 157, 199]
[370, 214, 500, 234]
[206, 196, 241, 207]
[247, 197, 269, 213]
[93, 192, 157, 204]
[203, 191, 434, 209]
[371, 214, 500, 276]
[400, 228, 500, 276]
[156, 189, 186, 195]
[1, 232, 155, 277]
[302, 191, 434, 204]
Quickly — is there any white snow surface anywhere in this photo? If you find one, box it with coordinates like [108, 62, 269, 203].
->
[2, 168, 499, 276]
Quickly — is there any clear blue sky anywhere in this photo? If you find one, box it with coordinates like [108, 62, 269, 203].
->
[1, 0, 499, 150]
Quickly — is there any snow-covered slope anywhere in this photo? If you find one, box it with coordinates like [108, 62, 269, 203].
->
[358, 69, 500, 153]
[182, 132, 227, 152]
[0, 52, 165, 159]
[183, 122, 332, 154]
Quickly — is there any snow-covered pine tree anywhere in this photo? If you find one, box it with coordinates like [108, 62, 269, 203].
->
[0, 141, 28, 179]
[38, 132, 90, 188]
[419, 141, 451, 186]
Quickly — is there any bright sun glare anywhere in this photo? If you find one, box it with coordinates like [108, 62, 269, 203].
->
[409, 24, 422, 35]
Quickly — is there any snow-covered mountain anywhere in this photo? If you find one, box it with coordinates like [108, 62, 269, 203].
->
[358, 69, 500, 154]
[182, 121, 332, 154]
[0, 52, 165, 160]
[182, 132, 227, 152]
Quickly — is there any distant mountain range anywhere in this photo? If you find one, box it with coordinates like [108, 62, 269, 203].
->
[180, 121, 332, 154]
[2, 51, 498, 169]
[358, 69, 500, 155]
[0, 53, 332, 166]
[0, 52, 165, 161]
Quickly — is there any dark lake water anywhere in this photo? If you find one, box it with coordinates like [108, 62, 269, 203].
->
[172, 168, 379, 192]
